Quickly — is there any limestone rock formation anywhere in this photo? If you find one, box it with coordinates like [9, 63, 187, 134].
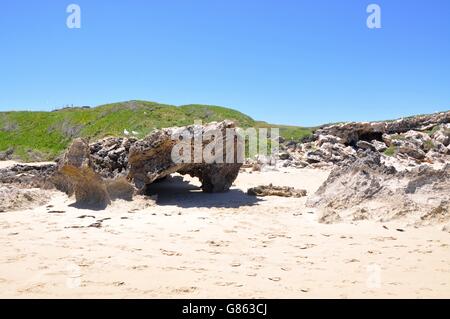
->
[127, 120, 242, 193]
[89, 137, 136, 178]
[53, 121, 243, 207]
[0, 163, 56, 188]
[306, 151, 450, 225]
[0, 163, 56, 212]
[0, 185, 52, 213]
[57, 138, 111, 208]
[314, 111, 450, 145]
[247, 184, 307, 198]
[277, 111, 449, 169]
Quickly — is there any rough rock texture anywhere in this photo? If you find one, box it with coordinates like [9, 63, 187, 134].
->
[247, 184, 307, 198]
[57, 138, 111, 208]
[89, 137, 136, 178]
[128, 121, 242, 193]
[306, 151, 450, 226]
[276, 111, 449, 169]
[53, 121, 243, 207]
[0, 185, 52, 213]
[314, 111, 450, 145]
[0, 163, 57, 188]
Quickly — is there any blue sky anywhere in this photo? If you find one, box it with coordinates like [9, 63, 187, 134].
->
[0, 0, 449, 126]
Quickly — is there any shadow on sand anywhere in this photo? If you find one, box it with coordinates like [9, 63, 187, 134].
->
[68, 201, 110, 211]
[145, 175, 261, 208]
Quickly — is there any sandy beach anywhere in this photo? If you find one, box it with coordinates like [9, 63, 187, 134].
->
[1, 162, 449, 298]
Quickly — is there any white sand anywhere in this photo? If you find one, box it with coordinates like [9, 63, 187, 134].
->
[0, 167, 449, 298]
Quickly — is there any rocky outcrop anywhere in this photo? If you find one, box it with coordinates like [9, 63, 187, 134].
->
[53, 121, 243, 207]
[276, 111, 449, 169]
[0, 185, 52, 213]
[314, 111, 450, 145]
[0, 163, 57, 188]
[0, 163, 56, 212]
[306, 151, 450, 225]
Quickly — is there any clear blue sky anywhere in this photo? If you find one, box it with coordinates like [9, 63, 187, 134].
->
[0, 0, 449, 126]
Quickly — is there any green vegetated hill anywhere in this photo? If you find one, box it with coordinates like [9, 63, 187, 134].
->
[0, 100, 313, 161]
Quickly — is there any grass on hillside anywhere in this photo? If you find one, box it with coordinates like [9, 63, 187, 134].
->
[0, 100, 313, 161]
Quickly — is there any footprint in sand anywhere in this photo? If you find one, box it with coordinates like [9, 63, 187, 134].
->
[172, 286, 197, 294]
[160, 249, 182, 256]
[371, 236, 397, 241]
[345, 258, 360, 263]
[300, 288, 310, 293]
[215, 281, 242, 287]
[207, 240, 230, 247]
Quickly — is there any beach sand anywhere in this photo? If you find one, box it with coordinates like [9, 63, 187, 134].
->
[0, 164, 449, 298]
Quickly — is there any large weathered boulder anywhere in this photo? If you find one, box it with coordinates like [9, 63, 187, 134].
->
[128, 121, 242, 193]
[432, 124, 450, 146]
[394, 140, 426, 160]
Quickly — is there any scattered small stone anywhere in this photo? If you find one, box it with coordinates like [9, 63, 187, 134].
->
[160, 249, 182, 256]
[345, 258, 360, 263]
[247, 184, 307, 198]
[78, 215, 95, 219]
[113, 281, 125, 286]
[300, 288, 310, 293]
[47, 210, 66, 214]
